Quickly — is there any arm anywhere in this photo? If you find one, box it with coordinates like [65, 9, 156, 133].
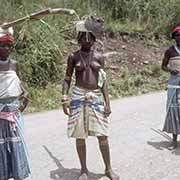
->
[100, 58, 111, 117]
[19, 83, 29, 112]
[62, 54, 74, 115]
[16, 61, 29, 112]
[101, 81, 111, 117]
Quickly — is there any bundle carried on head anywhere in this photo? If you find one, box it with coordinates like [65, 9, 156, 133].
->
[75, 15, 104, 38]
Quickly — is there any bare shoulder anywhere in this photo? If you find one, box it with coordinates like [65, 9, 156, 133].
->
[69, 52, 75, 58]
[164, 45, 175, 57]
[68, 51, 78, 61]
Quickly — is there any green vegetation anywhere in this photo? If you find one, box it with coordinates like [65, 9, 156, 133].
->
[27, 83, 62, 113]
[108, 64, 169, 99]
[0, 0, 179, 112]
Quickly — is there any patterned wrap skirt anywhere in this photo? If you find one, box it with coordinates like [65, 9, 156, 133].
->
[0, 98, 30, 180]
[68, 86, 109, 139]
[163, 75, 180, 134]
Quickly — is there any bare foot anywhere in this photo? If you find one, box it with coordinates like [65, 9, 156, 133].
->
[105, 169, 119, 180]
[78, 173, 88, 180]
[168, 141, 177, 150]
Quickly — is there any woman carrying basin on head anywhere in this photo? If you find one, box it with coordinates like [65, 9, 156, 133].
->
[61, 17, 119, 180]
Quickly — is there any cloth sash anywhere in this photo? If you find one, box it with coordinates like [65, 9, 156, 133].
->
[0, 111, 18, 130]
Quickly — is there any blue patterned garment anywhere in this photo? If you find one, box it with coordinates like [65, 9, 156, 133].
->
[0, 98, 30, 180]
[163, 75, 180, 134]
[68, 86, 109, 139]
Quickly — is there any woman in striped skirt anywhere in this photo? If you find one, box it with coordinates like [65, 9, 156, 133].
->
[0, 26, 30, 179]
[162, 26, 180, 150]
[62, 18, 119, 180]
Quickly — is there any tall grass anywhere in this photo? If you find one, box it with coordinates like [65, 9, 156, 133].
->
[0, 0, 178, 112]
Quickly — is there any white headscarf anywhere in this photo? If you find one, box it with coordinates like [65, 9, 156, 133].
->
[0, 24, 14, 38]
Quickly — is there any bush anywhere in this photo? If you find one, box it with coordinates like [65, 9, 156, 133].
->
[13, 21, 66, 86]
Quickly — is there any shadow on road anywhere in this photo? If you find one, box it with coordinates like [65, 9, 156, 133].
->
[43, 145, 104, 180]
[147, 141, 170, 150]
[147, 141, 180, 155]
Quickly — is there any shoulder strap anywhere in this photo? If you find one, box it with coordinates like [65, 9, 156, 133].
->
[174, 45, 180, 55]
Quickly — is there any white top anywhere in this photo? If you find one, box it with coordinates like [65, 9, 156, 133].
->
[0, 70, 23, 99]
[0, 26, 13, 38]
[168, 56, 180, 72]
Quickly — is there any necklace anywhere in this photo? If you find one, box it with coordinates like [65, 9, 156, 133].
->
[79, 50, 92, 70]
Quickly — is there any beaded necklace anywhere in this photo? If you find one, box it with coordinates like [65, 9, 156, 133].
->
[79, 50, 92, 70]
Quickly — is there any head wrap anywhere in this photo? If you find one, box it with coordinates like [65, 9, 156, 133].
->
[171, 26, 180, 39]
[0, 25, 14, 42]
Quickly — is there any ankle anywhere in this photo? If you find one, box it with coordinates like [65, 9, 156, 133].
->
[105, 168, 119, 180]
[81, 169, 88, 174]
[173, 134, 177, 142]
[105, 167, 113, 173]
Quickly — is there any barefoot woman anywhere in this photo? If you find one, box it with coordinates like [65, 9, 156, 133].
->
[62, 19, 119, 180]
[162, 26, 180, 150]
[0, 26, 30, 180]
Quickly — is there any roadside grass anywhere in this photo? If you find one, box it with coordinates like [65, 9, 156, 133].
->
[26, 63, 169, 113]
[27, 83, 62, 113]
[108, 63, 169, 99]
[0, 0, 174, 113]
[107, 20, 146, 35]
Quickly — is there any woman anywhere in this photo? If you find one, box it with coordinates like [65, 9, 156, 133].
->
[62, 19, 119, 180]
[162, 26, 180, 150]
[0, 26, 31, 179]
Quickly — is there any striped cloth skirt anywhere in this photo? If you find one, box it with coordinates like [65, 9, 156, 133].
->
[163, 75, 180, 134]
[68, 86, 109, 139]
[0, 98, 30, 180]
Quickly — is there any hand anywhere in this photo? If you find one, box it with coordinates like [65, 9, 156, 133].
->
[63, 103, 70, 116]
[104, 105, 111, 117]
[170, 69, 179, 75]
[18, 105, 26, 112]
[18, 95, 29, 112]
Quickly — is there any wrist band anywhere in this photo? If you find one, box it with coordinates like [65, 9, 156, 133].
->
[62, 94, 68, 101]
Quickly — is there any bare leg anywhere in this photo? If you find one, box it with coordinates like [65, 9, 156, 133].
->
[97, 136, 119, 180]
[76, 139, 88, 180]
[168, 134, 178, 150]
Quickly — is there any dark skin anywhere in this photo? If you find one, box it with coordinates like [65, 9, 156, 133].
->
[161, 30, 180, 149]
[0, 41, 29, 112]
[62, 32, 119, 180]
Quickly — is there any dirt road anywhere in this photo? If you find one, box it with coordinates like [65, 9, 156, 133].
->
[24, 91, 180, 180]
